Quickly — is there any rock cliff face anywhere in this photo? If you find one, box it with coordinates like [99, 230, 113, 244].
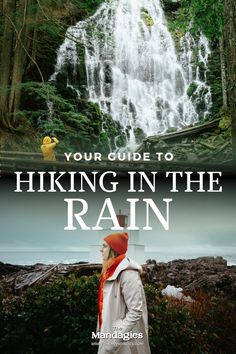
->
[1, 257, 236, 298]
[0, 262, 32, 276]
[144, 256, 236, 299]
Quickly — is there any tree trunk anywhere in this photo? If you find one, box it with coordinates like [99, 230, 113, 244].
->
[219, 36, 227, 110]
[29, 3, 40, 67]
[0, 0, 16, 128]
[8, 0, 34, 124]
[224, 0, 236, 162]
[0, 0, 38, 128]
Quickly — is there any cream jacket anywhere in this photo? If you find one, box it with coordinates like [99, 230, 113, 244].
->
[97, 257, 151, 354]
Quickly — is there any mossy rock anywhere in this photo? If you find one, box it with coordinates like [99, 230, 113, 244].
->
[219, 116, 231, 131]
[187, 82, 198, 97]
[149, 138, 169, 153]
[166, 127, 178, 134]
[134, 127, 145, 143]
[141, 8, 154, 27]
[99, 131, 108, 141]
[114, 133, 127, 149]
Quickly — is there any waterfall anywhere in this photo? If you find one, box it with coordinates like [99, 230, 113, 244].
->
[50, 0, 212, 149]
[180, 32, 212, 119]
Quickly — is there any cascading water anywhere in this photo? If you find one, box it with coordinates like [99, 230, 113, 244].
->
[180, 32, 212, 119]
[50, 0, 212, 150]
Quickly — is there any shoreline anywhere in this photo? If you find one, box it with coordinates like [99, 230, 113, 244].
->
[1, 256, 236, 299]
[0, 253, 235, 267]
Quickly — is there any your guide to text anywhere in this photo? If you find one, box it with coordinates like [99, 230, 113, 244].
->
[64, 151, 174, 161]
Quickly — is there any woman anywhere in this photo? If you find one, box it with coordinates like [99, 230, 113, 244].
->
[97, 232, 151, 354]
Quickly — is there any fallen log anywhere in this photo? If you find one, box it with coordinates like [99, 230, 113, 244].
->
[199, 141, 217, 150]
[143, 118, 221, 143]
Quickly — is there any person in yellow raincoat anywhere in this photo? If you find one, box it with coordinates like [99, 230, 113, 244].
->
[41, 136, 59, 161]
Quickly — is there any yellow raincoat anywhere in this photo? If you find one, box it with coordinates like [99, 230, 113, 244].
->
[41, 136, 59, 161]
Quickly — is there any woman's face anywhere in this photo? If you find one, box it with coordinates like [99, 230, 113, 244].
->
[101, 241, 110, 261]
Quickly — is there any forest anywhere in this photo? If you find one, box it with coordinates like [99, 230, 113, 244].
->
[0, 0, 235, 164]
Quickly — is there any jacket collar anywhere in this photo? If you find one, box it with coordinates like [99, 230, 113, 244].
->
[106, 257, 129, 281]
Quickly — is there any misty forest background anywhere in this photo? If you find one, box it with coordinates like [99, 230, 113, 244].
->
[0, 0, 235, 162]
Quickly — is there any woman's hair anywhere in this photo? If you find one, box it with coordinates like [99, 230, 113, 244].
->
[102, 247, 119, 274]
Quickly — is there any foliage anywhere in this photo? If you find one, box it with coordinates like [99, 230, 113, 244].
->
[0, 273, 100, 354]
[219, 115, 231, 131]
[145, 284, 209, 353]
[164, 0, 223, 43]
[206, 43, 223, 116]
[218, 115, 232, 141]
[23, 0, 104, 82]
[1, 276, 236, 353]
[163, 0, 224, 121]
[163, 0, 223, 40]
[181, 0, 224, 40]
[145, 284, 236, 353]
[70, 0, 104, 18]
[187, 82, 198, 97]
[18, 82, 123, 153]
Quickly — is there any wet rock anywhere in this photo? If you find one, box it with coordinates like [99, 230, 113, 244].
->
[137, 118, 232, 166]
[187, 82, 198, 97]
[144, 257, 236, 299]
[1, 258, 235, 299]
[0, 263, 100, 295]
[166, 127, 178, 134]
[141, 8, 154, 27]
[0, 262, 31, 277]
[134, 127, 145, 144]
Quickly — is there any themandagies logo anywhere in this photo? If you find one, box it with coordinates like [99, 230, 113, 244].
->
[91, 331, 144, 341]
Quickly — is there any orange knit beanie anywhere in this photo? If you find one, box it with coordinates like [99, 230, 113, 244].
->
[104, 232, 129, 255]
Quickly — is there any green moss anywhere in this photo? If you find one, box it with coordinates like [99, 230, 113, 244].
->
[219, 115, 231, 130]
[207, 42, 223, 115]
[164, 3, 189, 48]
[18, 82, 124, 153]
[141, 8, 154, 27]
[187, 82, 198, 97]
[134, 127, 145, 144]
